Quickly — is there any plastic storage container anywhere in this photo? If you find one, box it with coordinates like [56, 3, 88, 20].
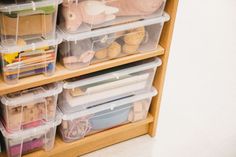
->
[0, 113, 61, 157]
[0, 0, 45, 4]
[0, 0, 61, 47]
[59, 58, 162, 114]
[58, 14, 169, 70]
[59, 87, 157, 142]
[0, 83, 62, 132]
[58, 0, 166, 33]
[0, 38, 61, 84]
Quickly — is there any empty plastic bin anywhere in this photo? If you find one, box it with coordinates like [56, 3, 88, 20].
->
[58, 14, 169, 70]
[0, 83, 62, 132]
[58, 58, 162, 114]
[59, 87, 157, 142]
[0, 113, 61, 157]
[0, 38, 61, 84]
[58, 0, 166, 33]
[0, 0, 61, 47]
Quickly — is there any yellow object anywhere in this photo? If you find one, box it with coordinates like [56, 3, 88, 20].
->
[3, 52, 19, 64]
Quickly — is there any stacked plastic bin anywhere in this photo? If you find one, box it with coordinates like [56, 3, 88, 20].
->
[0, 0, 62, 84]
[57, 0, 168, 70]
[55, 0, 168, 143]
[58, 58, 162, 142]
[0, 0, 62, 157]
[0, 83, 63, 157]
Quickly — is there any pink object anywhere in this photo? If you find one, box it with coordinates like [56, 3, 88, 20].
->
[9, 138, 44, 157]
[108, 0, 164, 16]
[62, 0, 119, 32]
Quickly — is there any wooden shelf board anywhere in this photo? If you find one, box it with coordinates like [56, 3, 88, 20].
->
[0, 114, 153, 157]
[0, 46, 164, 95]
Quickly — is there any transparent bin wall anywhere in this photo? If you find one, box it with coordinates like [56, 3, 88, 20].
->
[0, 0, 44, 4]
[0, 2, 58, 47]
[58, 0, 166, 33]
[59, 59, 160, 113]
[0, 45, 58, 84]
[59, 98, 152, 143]
[4, 125, 57, 157]
[59, 23, 164, 70]
[0, 87, 59, 133]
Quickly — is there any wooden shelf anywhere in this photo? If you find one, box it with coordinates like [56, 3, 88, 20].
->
[0, 46, 164, 95]
[0, 114, 153, 157]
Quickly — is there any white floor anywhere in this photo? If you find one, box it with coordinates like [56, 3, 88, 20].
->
[83, 0, 236, 157]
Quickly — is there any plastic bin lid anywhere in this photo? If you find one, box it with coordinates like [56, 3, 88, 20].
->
[0, 0, 62, 12]
[1, 83, 63, 106]
[0, 111, 62, 139]
[60, 87, 158, 121]
[0, 35, 62, 54]
[63, 58, 162, 89]
[58, 13, 170, 42]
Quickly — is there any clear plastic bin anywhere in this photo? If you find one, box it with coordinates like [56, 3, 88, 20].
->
[59, 58, 162, 114]
[59, 87, 157, 143]
[58, 0, 166, 33]
[0, 0, 45, 4]
[0, 0, 61, 47]
[58, 14, 169, 70]
[0, 38, 61, 84]
[0, 113, 61, 157]
[0, 83, 62, 132]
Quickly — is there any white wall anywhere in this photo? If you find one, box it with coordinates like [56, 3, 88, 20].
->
[83, 1, 236, 156]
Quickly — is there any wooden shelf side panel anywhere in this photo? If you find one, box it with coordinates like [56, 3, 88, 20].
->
[149, 0, 179, 136]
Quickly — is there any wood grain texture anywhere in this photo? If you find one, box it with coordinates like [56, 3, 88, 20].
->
[0, 47, 164, 95]
[148, 0, 179, 136]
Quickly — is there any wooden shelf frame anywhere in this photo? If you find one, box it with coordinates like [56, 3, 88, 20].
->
[0, 0, 179, 156]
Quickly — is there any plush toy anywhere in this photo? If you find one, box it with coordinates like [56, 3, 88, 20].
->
[60, 39, 95, 67]
[108, 0, 164, 16]
[92, 33, 116, 51]
[122, 26, 146, 54]
[62, 0, 119, 32]
[94, 41, 121, 60]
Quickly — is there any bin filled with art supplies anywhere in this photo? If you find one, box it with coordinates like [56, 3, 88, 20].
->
[0, 38, 61, 84]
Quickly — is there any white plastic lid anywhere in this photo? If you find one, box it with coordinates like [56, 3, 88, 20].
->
[60, 87, 158, 121]
[1, 83, 63, 106]
[0, 111, 62, 139]
[0, 35, 62, 54]
[58, 13, 170, 41]
[0, 0, 62, 12]
[63, 58, 162, 89]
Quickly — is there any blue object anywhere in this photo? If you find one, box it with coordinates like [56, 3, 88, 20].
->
[90, 104, 132, 130]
